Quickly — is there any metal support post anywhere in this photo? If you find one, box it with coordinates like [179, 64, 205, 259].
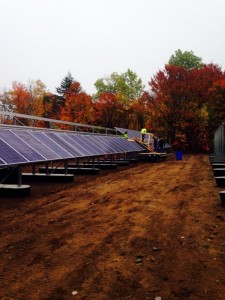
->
[64, 160, 68, 175]
[17, 166, 22, 187]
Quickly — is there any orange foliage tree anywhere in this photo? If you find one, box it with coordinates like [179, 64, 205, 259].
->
[10, 82, 31, 115]
[60, 82, 94, 127]
[8, 80, 48, 126]
[128, 96, 149, 130]
[93, 93, 125, 128]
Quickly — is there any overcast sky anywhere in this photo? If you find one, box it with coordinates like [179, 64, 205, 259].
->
[1, 0, 225, 95]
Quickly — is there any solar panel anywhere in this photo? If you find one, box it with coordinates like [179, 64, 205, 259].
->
[89, 135, 122, 154]
[0, 130, 46, 162]
[95, 136, 125, 153]
[44, 132, 85, 157]
[109, 136, 133, 152]
[0, 138, 27, 165]
[69, 134, 101, 156]
[30, 131, 74, 159]
[117, 137, 144, 151]
[111, 138, 130, 152]
[59, 133, 92, 157]
[103, 135, 144, 152]
[15, 130, 60, 160]
[87, 136, 115, 153]
[65, 133, 99, 156]
[74, 135, 108, 155]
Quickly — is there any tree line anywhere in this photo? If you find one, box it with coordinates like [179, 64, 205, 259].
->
[1, 49, 225, 152]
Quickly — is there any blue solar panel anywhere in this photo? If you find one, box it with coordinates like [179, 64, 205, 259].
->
[65, 133, 98, 156]
[44, 132, 84, 157]
[111, 136, 138, 151]
[60, 133, 92, 156]
[0, 138, 28, 164]
[15, 130, 60, 160]
[83, 135, 112, 154]
[117, 138, 140, 151]
[115, 137, 144, 151]
[98, 135, 144, 153]
[107, 137, 130, 152]
[85, 135, 145, 154]
[70, 135, 102, 155]
[95, 136, 124, 153]
[0, 130, 46, 162]
[30, 131, 74, 159]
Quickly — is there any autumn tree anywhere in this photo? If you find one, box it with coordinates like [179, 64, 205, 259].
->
[93, 93, 125, 128]
[93, 69, 145, 128]
[60, 82, 94, 126]
[149, 64, 192, 145]
[42, 93, 60, 119]
[4, 80, 48, 126]
[9, 82, 31, 114]
[94, 69, 144, 102]
[148, 49, 211, 150]
[186, 64, 224, 150]
[28, 80, 48, 117]
[41, 72, 80, 122]
[55, 72, 78, 111]
[43, 75, 94, 127]
[148, 62, 225, 152]
[128, 95, 150, 130]
[8, 80, 48, 116]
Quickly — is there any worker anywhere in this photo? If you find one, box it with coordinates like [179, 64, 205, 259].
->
[158, 137, 166, 152]
[124, 131, 128, 138]
[141, 127, 147, 142]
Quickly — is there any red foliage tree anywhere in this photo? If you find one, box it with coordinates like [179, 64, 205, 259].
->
[148, 63, 225, 152]
[93, 93, 125, 128]
[149, 65, 191, 144]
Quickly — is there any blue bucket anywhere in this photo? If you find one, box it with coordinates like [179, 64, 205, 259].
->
[176, 151, 183, 160]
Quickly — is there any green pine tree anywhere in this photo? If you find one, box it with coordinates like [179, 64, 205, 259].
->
[56, 72, 74, 96]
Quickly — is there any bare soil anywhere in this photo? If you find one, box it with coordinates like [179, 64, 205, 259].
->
[1, 154, 225, 300]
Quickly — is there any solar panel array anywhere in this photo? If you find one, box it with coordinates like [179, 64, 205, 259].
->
[0, 129, 147, 167]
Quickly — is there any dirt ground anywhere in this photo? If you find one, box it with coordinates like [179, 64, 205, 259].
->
[1, 154, 225, 300]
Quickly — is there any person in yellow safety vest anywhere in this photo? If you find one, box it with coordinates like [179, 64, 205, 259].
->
[141, 127, 147, 142]
[123, 131, 128, 138]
